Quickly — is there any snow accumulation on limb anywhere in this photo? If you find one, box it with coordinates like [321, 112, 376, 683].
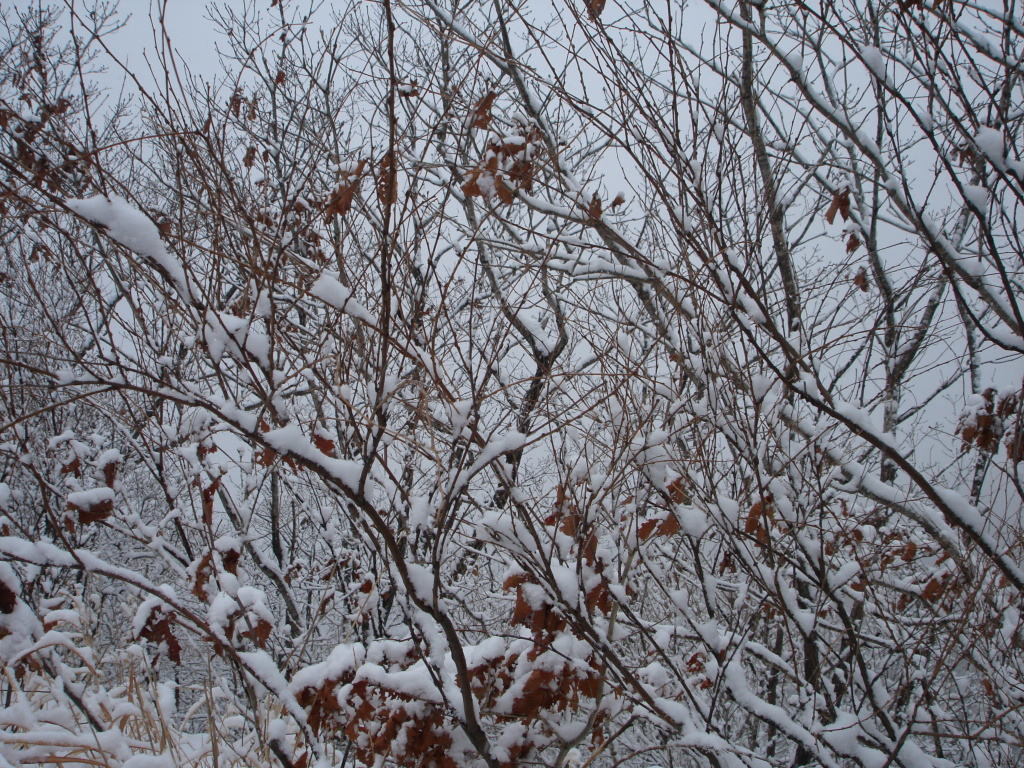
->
[65, 196, 194, 303]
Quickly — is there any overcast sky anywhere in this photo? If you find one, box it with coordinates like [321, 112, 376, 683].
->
[8, 0, 224, 89]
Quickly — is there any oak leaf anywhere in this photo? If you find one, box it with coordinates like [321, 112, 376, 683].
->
[471, 91, 497, 129]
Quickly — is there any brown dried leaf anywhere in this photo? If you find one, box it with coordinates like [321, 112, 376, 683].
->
[637, 519, 658, 541]
[666, 477, 689, 504]
[137, 606, 182, 664]
[461, 169, 486, 198]
[825, 189, 851, 225]
[853, 266, 869, 291]
[60, 457, 82, 476]
[255, 449, 278, 467]
[901, 541, 917, 562]
[325, 181, 358, 218]
[377, 153, 397, 205]
[101, 458, 120, 488]
[495, 178, 516, 205]
[192, 553, 214, 599]
[222, 546, 241, 576]
[0, 580, 16, 614]
[471, 91, 497, 129]
[657, 512, 680, 536]
[68, 496, 114, 526]
[241, 617, 273, 648]
[510, 587, 533, 625]
[202, 477, 221, 526]
[502, 571, 532, 592]
[921, 576, 947, 602]
[313, 434, 335, 456]
[584, 0, 607, 21]
[585, 581, 611, 614]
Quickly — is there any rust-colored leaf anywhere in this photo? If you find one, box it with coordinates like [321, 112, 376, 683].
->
[666, 477, 689, 504]
[657, 512, 680, 536]
[461, 169, 487, 198]
[510, 587, 533, 624]
[241, 617, 273, 648]
[68, 496, 114, 525]
[202, 477, 221, 526]
[471, 91, 497, 129]
[587, 195, 603, 221]
[325, 160, 366, 219]
[325, 180, 358, 218]
[192, 553, 214, 600]
[715, 548, 738, 575]
[376, 153, 397, 205]
[583, 0, 606, 21]
[60, 457, 82, 476]
[244, 146, 257, 169]
[101, 458, 120, 488]
[581, 532, 599, 567]
[853, 266, 869, 291]
[921, 576, 946, 602]
[637, 519, 658, 541]
[825, 189, 851, 225]
[585, 581, 611, 614]
[221, 546, 241, 576]
[313, 434, 335, 456]
[502, 571, 532, 592]
[255, 449, 278, 467]
[847, 233, 862, 255]
[495, 178, 516, 204]
[137, 605, 182, 664]
[744, 501, 764, 535]
[686, 652, 705, 675]
[508, 158, 534, 192]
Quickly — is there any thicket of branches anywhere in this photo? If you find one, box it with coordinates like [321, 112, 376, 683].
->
[1, 1, 1023, 767]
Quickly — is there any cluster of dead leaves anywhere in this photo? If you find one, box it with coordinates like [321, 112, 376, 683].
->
[462, 125, 543, 205]
[685, 652, 715, 690]
[191, 540, 241, 600]
[957, 387, 1022, 459]
[295, 646, 460, 768]
[347, 682, 457, 768]
[468, 643, 605, 749]
[742, 496, 787, 548]
[63, 453, 120, 528]
[1, 96, 73, 190]
[824, 189, 863, 255]
[135, 602, 182, 664]
[542, 486, 615, 614]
